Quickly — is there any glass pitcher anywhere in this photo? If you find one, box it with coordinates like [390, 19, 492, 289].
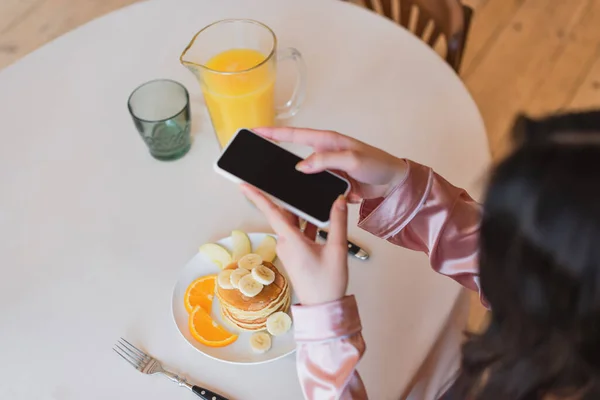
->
[180, 19, 307, 148]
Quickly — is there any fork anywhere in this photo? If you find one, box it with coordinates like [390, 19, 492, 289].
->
[113, 338, 229, 400]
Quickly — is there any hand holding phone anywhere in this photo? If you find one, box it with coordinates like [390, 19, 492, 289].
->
[214, 129, 350, 228]
[254, 126, 409, 203]
[241, 184, 350, 306]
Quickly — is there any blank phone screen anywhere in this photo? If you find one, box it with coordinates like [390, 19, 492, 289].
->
[217, 129, 349, 223]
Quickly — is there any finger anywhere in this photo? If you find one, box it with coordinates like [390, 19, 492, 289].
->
[254, 127, 351, 151]
[303, 222, 318, 242]
[347, 193, 362, 203]
[240, 184, 301, 239]
[296, 150, 360, 174]
[326, 196, 348, 255]
[331, 172, 362, 203]
[282, 208, 300, 228]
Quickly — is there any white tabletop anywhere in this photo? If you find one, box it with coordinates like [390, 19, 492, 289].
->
[0, 0, 490, 399]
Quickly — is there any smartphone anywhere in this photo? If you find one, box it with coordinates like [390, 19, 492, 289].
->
[214, 128, 351, 228]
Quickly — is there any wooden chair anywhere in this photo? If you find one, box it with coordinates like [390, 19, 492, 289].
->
[350, 0, 473, 73]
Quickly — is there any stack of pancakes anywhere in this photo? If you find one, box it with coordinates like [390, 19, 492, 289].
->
[216, 261, 291, 331]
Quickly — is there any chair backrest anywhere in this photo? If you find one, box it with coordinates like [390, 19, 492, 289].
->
[356, 0, 472, 72]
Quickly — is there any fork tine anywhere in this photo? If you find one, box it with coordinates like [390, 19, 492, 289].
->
[115, 343, 145, 365]
[113, 347, 141, 370]
[118, 340, 148, 362]
[120, 337, 150, 359]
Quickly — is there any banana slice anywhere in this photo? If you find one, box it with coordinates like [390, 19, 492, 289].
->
[217, 269, 234, 289]
[238, 253, 263, 270]
[255, 236, 277, 262]
[266, 312, 292, 336]
[230, 268, 250, 289]
[251, 265, 275, 285]
[231, 230, 252, 261]
[238, 274, 264, 297]
[199, 243, 232, 269]
[249, 331, 272, 354]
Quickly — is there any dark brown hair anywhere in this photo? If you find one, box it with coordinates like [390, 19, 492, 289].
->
[446, 110, 600, 400]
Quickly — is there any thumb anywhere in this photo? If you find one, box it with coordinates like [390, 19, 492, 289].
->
[326, 195, 348, 256]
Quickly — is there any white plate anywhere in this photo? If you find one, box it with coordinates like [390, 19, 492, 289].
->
[172, 233, 297, 364]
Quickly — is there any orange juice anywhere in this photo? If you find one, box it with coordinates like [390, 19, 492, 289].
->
[202, 48, 275, 147]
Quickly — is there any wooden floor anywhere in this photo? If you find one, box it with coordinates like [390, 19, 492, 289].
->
[2, 0, 599, 331]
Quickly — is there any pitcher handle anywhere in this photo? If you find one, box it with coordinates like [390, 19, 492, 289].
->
[276, 47, 307, 120]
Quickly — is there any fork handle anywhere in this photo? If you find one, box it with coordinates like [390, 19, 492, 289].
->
[192, 385, 229, 400]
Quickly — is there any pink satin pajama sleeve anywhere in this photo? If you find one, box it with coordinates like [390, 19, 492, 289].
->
[291, 159, 483, 400]
[292, 296, 367, 400]
[358, 159, 483, 296]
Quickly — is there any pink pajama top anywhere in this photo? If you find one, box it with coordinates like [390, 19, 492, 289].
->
[290, 160, 483, 399]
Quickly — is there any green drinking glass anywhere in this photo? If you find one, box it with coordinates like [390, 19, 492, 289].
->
[128, 79, 191, 161]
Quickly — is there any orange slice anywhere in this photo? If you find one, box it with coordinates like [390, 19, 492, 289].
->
[184, 275, 216, 314]
[189, 306, 238, 347]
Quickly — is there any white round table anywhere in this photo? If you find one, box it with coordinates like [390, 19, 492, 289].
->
[0, 0, 490, 399]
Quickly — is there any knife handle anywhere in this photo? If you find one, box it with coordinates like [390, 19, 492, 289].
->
[318, 230, 369, 260]
[192, 385, 229, 400]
